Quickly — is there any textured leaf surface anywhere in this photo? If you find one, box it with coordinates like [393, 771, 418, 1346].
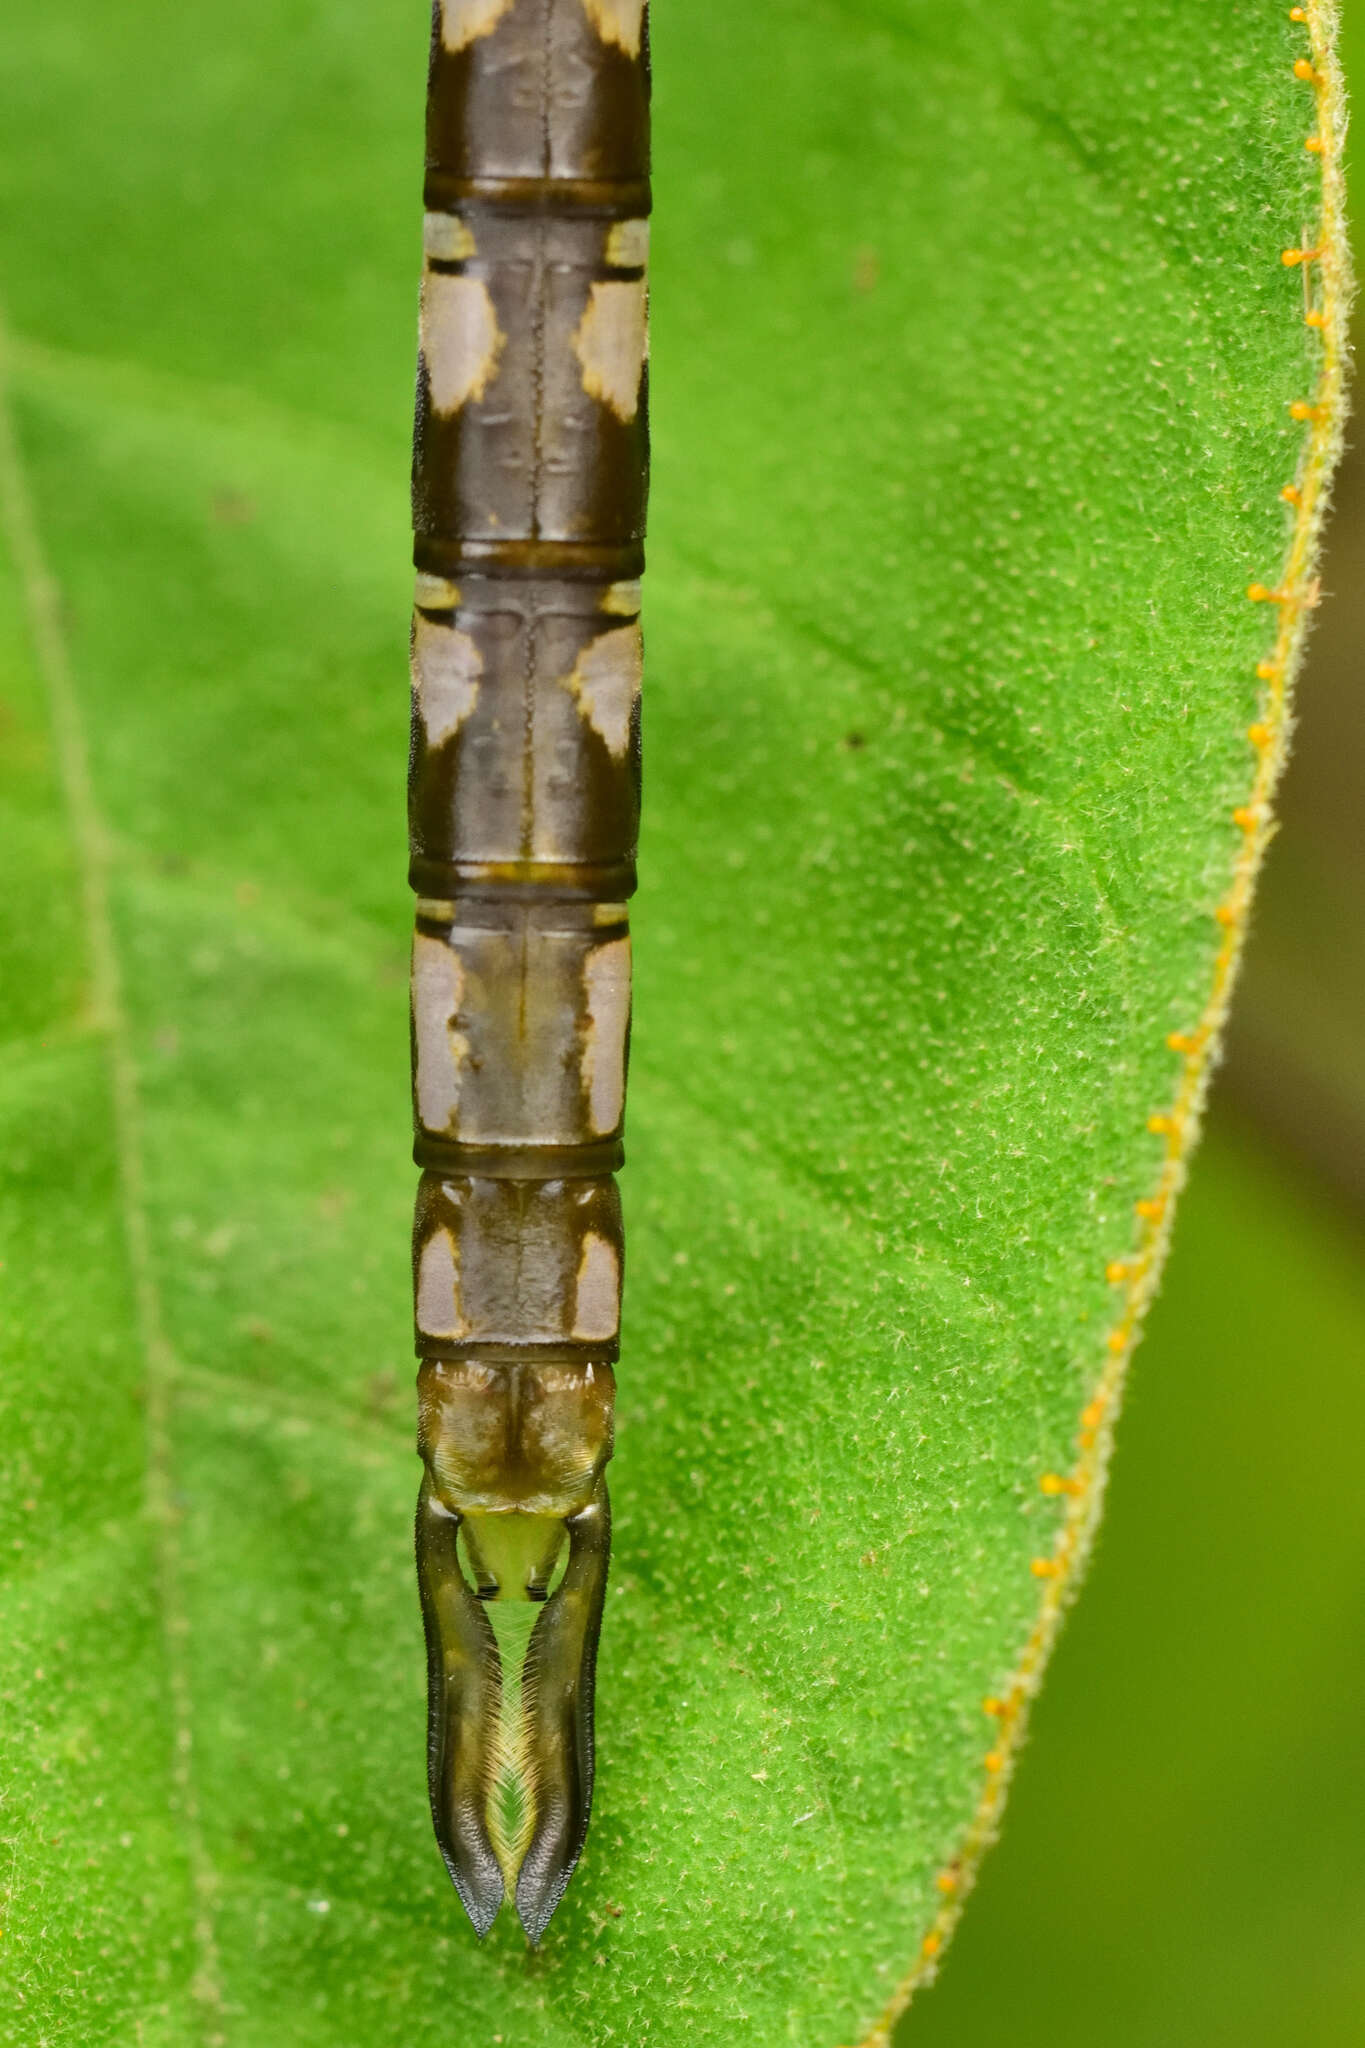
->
[903, 1111, 1365, 2047]
[0, 3, 1345, 2043]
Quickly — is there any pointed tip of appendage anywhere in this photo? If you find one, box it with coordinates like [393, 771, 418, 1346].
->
[417, 1472, 611, 1943]
[445, 1852, 505, 1939]
[438, 1844, 572, 1946]
[515, 1834, 581, 1946]
[515, 1887, 565, 1948]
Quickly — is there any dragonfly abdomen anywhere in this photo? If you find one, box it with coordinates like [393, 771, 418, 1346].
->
[407, 0, 649, 1945]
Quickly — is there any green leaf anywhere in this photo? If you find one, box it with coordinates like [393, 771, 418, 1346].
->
[895, 1108, 1365, 2046]
[0, 3, 1348, 2043]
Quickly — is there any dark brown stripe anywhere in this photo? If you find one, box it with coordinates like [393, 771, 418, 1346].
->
[416, 1337, 621, 1366]
[424, 174, 651, 218]
[413, 538, 645, 582]
[408, 857, 638, 901]
[413, 1137, 625, 1179]
[425, 256, 647, 287]
[414, 901, 629, 938]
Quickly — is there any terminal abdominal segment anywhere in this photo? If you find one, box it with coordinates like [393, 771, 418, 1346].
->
[406, 0, 649, 1941]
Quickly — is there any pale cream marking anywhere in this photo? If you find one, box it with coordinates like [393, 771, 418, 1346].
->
[417, 1227, 469, 1341]
[580, 0, 646, 57]
[423, 211, 476, 263]
[572, 280, 647, 422]
[591, 901, 629, 926]
[605, 218, 650, 268]
[416, 896, 457, 921]
[567, 622, 641, 761]
[581, 936, 630, 1135]
[439, 0, 516, 52]
[601, 578, 642, 617]
[412, 613, 483, 747]
[420, 272, 505, 415]
[414, 570, 460, 611]
[572, 1232, 620, 1341]
[412, 933, 469, 1133]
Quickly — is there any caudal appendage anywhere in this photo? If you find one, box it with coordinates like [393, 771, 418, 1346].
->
[415, 1356, 614, 1941]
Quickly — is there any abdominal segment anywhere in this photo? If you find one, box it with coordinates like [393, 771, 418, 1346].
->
[409, 0, 648, 1943]
[416, 1364, 614, 1940]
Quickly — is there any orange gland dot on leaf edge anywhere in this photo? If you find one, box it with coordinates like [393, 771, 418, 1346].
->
[1105, 1259, 1128, 1283]
[1248, 722, 1272, 749]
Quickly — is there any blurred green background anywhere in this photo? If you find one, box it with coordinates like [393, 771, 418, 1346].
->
[902, 7, 1365, 2040]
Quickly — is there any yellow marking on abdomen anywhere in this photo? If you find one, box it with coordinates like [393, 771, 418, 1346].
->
[581, 936, 631, 1135]
[439, 0, 516, 52]
[572, 1232, 621, 1341]
[412, 933, 469, 1135]
[416, 1226, 468, 1341]
[421, 272, 505, 414]
[566, 622, 641, 760]
[412, 613, 483, 746]
[580, 0, 646, 56]
[572, 281, 647, 422]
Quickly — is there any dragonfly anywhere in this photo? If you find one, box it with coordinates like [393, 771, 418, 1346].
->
[406, 0, 649, 1943]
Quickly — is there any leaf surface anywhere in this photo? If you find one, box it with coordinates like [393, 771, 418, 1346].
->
[0, 2, 1347, 2043]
